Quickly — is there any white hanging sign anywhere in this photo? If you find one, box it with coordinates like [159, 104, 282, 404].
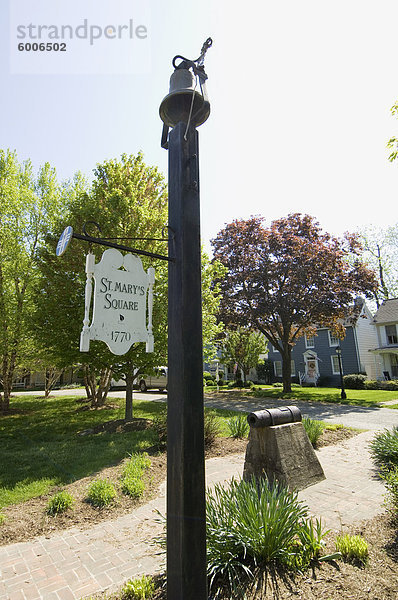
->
[80, 248, 155, 355]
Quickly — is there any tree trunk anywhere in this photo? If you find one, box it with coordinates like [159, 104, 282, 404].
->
[377, 244, 389, 302]
[1, 353, 15, 413]
[83, 365, 96, 401]
[92, 367, 112, 408]
[125, 371, 134, 421]
[282, 346, 292, 393]
[45, 368, 63, 399]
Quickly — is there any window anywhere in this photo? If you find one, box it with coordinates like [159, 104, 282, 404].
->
[331, 355, 340, 375]
[386, 325, 398, 345]
[274, 360, 295, 377]
[305, 335, 315, 348]
[328, 331, 340, 347]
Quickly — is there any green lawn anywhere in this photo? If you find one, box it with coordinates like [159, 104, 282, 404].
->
[0, 395, 165, 508]
[0, 394, 243, 509]
[249, 386, 398, 407]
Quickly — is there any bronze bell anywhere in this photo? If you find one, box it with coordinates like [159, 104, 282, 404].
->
[159, 66, 210, 129]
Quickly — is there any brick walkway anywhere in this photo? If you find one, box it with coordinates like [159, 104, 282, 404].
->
[0, 431, 386, 600]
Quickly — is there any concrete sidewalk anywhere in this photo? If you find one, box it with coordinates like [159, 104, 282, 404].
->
[0, 431, 386, 600]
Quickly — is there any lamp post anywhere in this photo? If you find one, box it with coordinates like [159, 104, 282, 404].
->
[335, 346, 347, 400]
[159, 39, 212, 600]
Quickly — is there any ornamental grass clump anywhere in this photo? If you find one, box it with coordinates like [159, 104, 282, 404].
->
[335, 534, 369, 566]
[204, 412, 222, 447]
[302, 417, 324, 447]
[121, 453, 151, 499]
[206, 476, 328, 597]
[380, 466, 398, 516]
[227, 414, 249, 439]
[86, 479, 117, 507]
[369, 426, 398, 470]
[46, 490, 75, 515]
[121, 574, 155, 599]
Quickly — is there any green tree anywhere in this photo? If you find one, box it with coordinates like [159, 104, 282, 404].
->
[357, 225, 398, 308]
[201, 250, 226, 363]
[387, 100, 398, 163]
[0, 150, 65, 412]
[32, 153, 225, 419]
[212, 214, 377, 393]
[220, 327, 266, 383]
[33, 153, 169, 417]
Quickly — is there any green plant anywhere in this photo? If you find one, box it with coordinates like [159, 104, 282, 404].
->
[380, 466, 398, 515]
[121, 574, 155, 599]
[120, 453, 151, 499]
[152, 410, 167, 448]
[204, 412, 222, 447]
[121, 477, 145, 499]
[343, 374, 366, 389]
[206, 476, 328, 597]
[46, 490, 75, 515]
[272, 382, 283, 387]
[380, 379, 398, 391]
[0, 513, 6, 525]
[370, 427, 398, 470]
[86, 479, 117, 507]
[302, 417, 324, 447]
[227, 414, 249, 439]
[364, 379, 380, 390]
[335, 534, 369, 566]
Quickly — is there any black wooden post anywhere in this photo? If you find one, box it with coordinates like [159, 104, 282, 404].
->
[166, 121, 207, 599]
[336, 346, 347, 400]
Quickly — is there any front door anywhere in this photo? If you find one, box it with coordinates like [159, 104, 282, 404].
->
[304, 352, 319, 383]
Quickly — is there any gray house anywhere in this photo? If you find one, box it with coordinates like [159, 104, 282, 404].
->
[369, 298, 398, 380]
[267, 299, 378, 385]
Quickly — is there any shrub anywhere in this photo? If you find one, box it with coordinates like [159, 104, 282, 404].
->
[272, 382, 283, 388]
[46, 491, 75, 515]
[121, 453, 151, 499]
[364, 379, 398, 391]
[343, 374, 366, 389]
[364, 379, 379, 390]
[152, 410, 167, 448]
[369, 427, 398, 470]
[335, 534, 368, 566]
[206, 477, 328, 596]
[121, 574, 155, 599]
[87, 479, 117, 507]
[302, 418, 324, 448]
[203, 371, 214, 381]
[204, 412, 222, 447]
[380, 466, 398, 515]
[380, 379, 398, 391]
[227, 414, 249, 439]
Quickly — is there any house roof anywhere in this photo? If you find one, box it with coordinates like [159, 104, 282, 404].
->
[372, 298, 398, 324]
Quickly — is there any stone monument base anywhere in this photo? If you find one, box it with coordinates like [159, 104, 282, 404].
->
[243, 421, 325, 491]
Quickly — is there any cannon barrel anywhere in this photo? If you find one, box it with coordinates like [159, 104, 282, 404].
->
[247, 406, 302, 428]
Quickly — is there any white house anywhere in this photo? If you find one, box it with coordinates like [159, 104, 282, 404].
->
[370, 298, 398, 380]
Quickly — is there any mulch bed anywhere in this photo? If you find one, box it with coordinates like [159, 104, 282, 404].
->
[0, 424, 354, 546]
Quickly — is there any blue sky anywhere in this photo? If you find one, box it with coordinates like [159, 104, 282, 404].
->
[1, 0, 398, 254]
